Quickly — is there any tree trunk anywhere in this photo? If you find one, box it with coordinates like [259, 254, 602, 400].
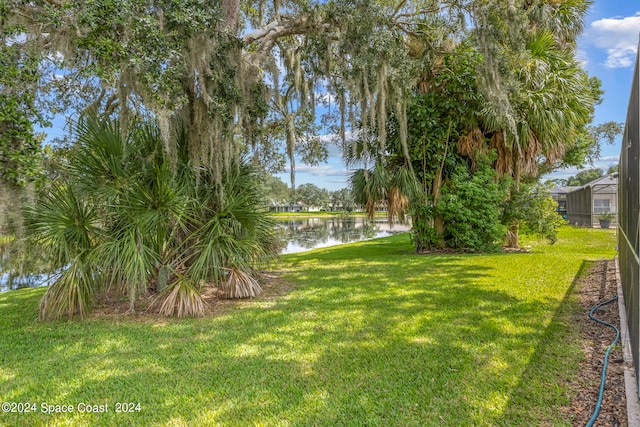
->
[430, 120, 451, 249]
[506, 220, 519, 248]
[221, 0, 240, 33]
[432, 169, 445, 249]
[433, 215, 445, 248]
[506, 156, 521, 248]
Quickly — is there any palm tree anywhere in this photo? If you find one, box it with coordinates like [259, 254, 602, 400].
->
[346, 130, 422, 226]
[461, 21, 598, 246]
[526, 0, 590, 47]
[26, 115, 279, 320]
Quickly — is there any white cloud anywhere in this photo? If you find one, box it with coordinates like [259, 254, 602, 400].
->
[7, 33, 28, 46]
[277, 163, 350, 190]
[588, 12, 640, 68]
[543, 156, 619, 181]
[318, 130, 360, 158]
[288, 164, 348, 177]
[576, 49, 588, 68]
[599, 155, 620, 163]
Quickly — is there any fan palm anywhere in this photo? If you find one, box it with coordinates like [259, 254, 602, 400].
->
[347, 132, 422, 225]
[26, 115, 279, 320]
[465, 28, 598, 247]
[24, 183, 101, 320]
[526, 0, 590, 47]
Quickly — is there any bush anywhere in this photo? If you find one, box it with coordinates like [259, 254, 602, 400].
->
[439, 162, 509, 251]
[505, 184, 566, 244]
[410, 203, 438, 252]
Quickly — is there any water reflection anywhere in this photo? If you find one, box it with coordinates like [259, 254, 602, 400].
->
[0, 217, 411, 292]
[277, 216, 410, 254]
[0, 243, 57, 292]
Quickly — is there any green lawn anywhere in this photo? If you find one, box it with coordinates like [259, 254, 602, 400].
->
[0, 226, 616, 426]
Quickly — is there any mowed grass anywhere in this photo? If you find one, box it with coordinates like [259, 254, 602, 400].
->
[0, 226, 615, 426]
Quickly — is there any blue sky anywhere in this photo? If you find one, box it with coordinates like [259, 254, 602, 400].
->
[563, 1, 640, 180]
[279, 1, 640, 191]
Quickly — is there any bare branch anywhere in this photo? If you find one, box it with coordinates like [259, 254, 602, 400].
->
[104, 94, 119, 115]
[392, 0, 407, 17]
[13, 10, 38, 23]
[242, 20, 282, 45]
[242, 16, 331, 53]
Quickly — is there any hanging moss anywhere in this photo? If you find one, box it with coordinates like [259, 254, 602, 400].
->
[5, 0, 598, 210]
[376, 62, 388, 153]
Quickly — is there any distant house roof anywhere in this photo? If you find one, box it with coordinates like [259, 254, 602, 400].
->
[549, 186, 578, 195]
[269, 201, 303, 207]
[549, 187, 565, 195]
[583, 175, 618, 195]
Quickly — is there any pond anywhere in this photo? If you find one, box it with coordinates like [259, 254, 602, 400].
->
[276, 216, 411, 254]
[0, 217, 411, 292]
[0, 243, 58, 292]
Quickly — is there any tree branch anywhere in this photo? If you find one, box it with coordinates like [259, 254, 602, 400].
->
[220, 0, 240, 33]
[392, 0, 407, 18]
[242, 20, 282, 45]
[243, 16, 330, 53]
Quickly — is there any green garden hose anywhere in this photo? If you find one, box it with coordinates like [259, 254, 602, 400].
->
[585, 295, 619, 427]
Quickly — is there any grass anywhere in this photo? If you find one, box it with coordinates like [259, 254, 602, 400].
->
[0, 226, 616, 426]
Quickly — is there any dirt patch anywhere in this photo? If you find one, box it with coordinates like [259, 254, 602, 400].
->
[416, 246, 532, 255]
[564, 260, 627, 426]
[89, 271, 295, 321]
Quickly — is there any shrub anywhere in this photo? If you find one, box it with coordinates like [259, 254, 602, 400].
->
[505, 184, 566, 244]
[25, 115, 279, 319]
[439, 162, 509, 251]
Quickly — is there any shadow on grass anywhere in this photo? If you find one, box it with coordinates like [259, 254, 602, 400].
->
[0, 251, 591, 426]
[492, 260, 592, 426]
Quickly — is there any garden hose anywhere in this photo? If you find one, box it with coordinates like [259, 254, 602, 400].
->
[585, 295, 619, 427]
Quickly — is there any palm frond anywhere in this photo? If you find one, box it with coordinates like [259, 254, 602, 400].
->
[71, 114, 128, 192]
[31, 114, 279, 318]
[93, 228, 158, 305]
[159, 278, 206, 318]
[185, 162, 279, 286]
[224, 267, 262, 299]
[24, 183, 100, 267]
[527, 0, 589, 45]
[457, 128, 488, 169]
[39, 255, 94, 320]
[392, 166, 424, 201]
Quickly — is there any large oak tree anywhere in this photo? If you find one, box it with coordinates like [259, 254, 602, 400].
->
[4, 0, 603, 250]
